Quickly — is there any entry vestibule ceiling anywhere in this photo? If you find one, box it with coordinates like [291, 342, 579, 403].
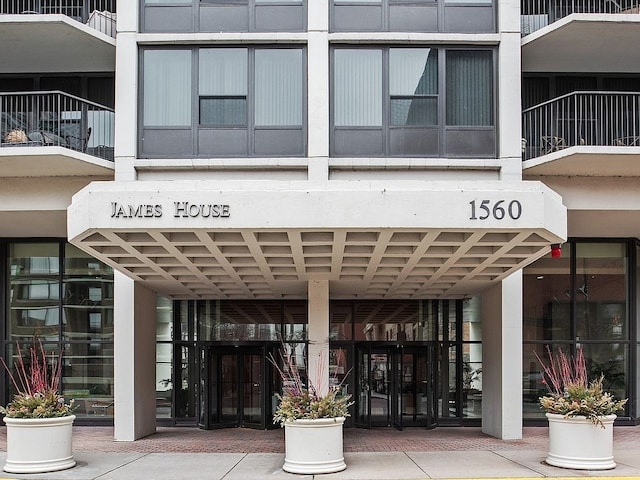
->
[68, 180, 567, 300]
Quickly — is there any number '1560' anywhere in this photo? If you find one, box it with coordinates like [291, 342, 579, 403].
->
[469, 200, 522, 220]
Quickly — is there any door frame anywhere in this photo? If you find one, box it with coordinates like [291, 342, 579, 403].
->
[198, 343, 277, 430]
[354, 343, 436, 429]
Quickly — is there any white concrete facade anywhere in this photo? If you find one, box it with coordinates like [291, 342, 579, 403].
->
[59, 0, 571, 441]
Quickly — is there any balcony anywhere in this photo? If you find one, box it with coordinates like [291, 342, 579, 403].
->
[521, 0, 640, 73]
[0, 1, 116, 74]
[0, 91, 115, 177]
[522, 91, 640, 176]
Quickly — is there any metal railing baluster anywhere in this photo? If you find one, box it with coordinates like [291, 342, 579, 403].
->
[522, 91, 640, 160]
[0, 91, 114, 162]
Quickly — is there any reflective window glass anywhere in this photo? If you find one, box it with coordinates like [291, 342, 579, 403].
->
[156, 343, 173, 418]
[390, 48, 438, 126]
[63, 342, 114, 418]
[156, 296, 173, 341]
[8, 243, 60, 341]
[523, 249, 572, 341]
[575, 243, 628, 341]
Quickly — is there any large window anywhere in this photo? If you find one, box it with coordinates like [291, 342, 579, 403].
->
[523, 240, 632, 421]
[331, 47, 495, 157]
[4, 241, 114, 421]
[141, 47, 305, 158]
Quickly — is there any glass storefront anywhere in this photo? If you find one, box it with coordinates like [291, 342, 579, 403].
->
[523, 240, 633, 421]
[2, 241, 114, 421]
[157, 298, 483, 428]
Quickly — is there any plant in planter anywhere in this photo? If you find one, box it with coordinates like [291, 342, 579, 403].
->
[536, 346, 627, 470]
[270, 348, 352, 475]
[0, 340, 77, 474]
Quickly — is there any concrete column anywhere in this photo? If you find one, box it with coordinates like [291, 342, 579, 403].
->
[114, 271, 157, 441]
[481, 270, 523, 440]
[497, 0, 523, 182]
[114, 0, 138, 181]
[307, 31, 329, 183]
[308, 280, 330, 396]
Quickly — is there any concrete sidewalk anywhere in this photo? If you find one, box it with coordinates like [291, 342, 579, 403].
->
[0, 426, 638, 480]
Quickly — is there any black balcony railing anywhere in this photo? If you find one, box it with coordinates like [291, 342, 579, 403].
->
[521, 0, 640, 35]
[0, 91, 115, 162]
[0, 0, 116, 37]
[522, 91, 640, 160]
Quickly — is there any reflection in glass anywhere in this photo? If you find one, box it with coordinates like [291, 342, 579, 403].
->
[330, 301, 353, 340]
[9, 243, 60, 341]
[575, 243, 628, 341]
[220, 354, 238, 422]
[283, 301, 307, 341]
[353, 301, 419, 341]
[390, 48, 438, 126]
[62, 243, 114, 342]
[156, 343, 172, 418]
[198, 300, 282, 341]
[6, 242, 114, 420]
[62, 342, 114, 419]
[523, 249, 572, 341]
[242, 353, 263, 424]
[156, 295, 173, 341]
[329, 347, 349, 397]
[584, 343, 627, 409]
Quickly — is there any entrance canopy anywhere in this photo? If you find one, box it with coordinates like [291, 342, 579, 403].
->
[68, 180, 566, 299]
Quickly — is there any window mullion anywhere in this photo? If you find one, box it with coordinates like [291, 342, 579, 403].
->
[248, 47, 255, 155]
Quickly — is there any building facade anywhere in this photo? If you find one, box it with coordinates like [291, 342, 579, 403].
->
[2, 0, 637, 442]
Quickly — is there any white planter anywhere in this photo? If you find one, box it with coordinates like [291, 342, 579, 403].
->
[3, 415, 76, 474]
[283, 417, 346, 474]
[546, 413, 616, 470]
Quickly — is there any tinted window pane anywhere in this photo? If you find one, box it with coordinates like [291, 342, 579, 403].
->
[575, 243, 627, 341]
[283, 301, 307, 341]
[391, 98, 437, 126]
[390, 48, 437, 96]
[200, 98, 246, 125]
[583, 343, 628, 412]
[144, 50, 192, 127]
[255, 49, 303, 126]
[334, 49, 382, 127]
[63, 342, 114, 418]
[446, 50, 493, 126]
[197, 300, 280, 341]
[8, 243, 60, 341]
[523, 249, 572, 341]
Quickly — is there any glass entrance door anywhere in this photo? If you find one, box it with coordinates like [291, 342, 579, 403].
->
[355, 344, 435, 429]
[201, 346, 270, 429]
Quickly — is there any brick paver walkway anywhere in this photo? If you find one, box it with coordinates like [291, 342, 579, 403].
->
[1, 425, 637, 454]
